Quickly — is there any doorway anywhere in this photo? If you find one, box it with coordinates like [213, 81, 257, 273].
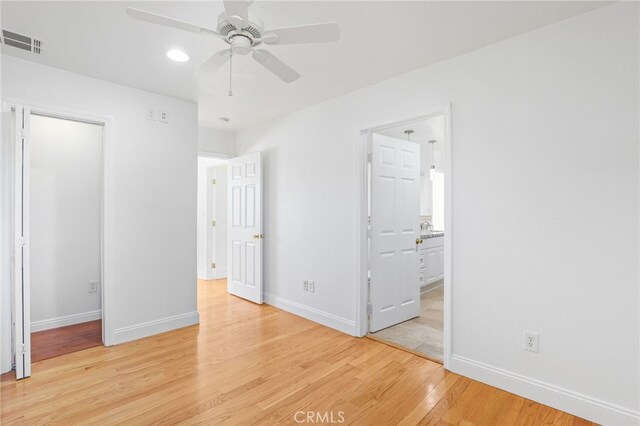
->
[196, 151, 265, 306]
[5, 103, 109, 379]
[358, 106, 451, 365]
[197, 155, 229, 282]
[29, 113, 103, 363]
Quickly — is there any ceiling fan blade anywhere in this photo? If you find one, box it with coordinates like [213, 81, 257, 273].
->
[126, 7, 224, 39]
[261, 22, 340, 45]
[252, 50, 300, 83]
[223, 0, 249, 29]
[197, 50, 231, 75]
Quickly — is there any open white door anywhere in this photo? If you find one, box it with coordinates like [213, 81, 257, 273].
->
[12, 104, 31, 378]
[227, 152, 263, 304]
[369, 133, 421, 332]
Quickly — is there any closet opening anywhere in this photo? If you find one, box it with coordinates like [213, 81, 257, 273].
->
[3, 103, 110, 379]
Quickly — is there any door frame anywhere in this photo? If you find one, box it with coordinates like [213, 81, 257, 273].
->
[197, 151, 231, 281]
[2, 98, 113, 377]
[355, 103, 453, 368]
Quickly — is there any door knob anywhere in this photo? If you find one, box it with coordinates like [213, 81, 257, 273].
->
[253, 234, 265, 239]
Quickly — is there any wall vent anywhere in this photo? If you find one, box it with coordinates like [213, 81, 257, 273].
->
[2, 30, 42, 54]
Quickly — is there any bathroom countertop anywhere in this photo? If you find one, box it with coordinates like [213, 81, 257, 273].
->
[421, 231, 444, 239]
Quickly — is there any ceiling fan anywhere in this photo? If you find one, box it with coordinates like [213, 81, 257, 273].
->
[126, 1, 340, 93]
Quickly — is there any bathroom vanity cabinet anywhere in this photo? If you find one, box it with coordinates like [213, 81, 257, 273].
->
[419, 236, 444, 288]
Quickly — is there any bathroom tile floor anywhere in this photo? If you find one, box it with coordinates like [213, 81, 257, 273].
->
[371, 283, 443, 361]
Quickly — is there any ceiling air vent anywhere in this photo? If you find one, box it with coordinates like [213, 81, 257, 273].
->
[2, 30, 42, 54]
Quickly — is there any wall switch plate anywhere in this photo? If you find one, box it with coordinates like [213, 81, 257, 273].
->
[159, 110, 169, 123]
[308, 281, 315, 293]
[89, 281, 98, 293]
[146, 108, 156, 121]
[524, 331, 539, 353]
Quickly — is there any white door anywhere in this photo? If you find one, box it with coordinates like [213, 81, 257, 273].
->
[227, 152, 263, 304]
[12, 104, 31, 379]
[369, 133, 421, 332]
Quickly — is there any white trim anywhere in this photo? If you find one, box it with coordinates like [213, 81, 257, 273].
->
[449, 355, 640, 425]
[0, 102, 13, 374]
[31, 310, 102, 333]
[198, 150, 234, 159]
[355, 103, 453, 370]
[265, 293, 357, 336]
[111, 311, 200, 345]
[420, 280, 444, 295]
[213, 266, 228, 279]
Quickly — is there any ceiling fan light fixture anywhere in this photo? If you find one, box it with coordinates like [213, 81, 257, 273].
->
[166, 49, 190, 62]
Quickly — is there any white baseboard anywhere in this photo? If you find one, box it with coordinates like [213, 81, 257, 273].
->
[111, 311, 199, 345]
[213, 266, 227, 279]
[264, 293, 357, 336]
[197, 270, 212, 280]
[420, 280, 444, 294]
[449, 355, 639, 425]
[31, 310, 102, 332]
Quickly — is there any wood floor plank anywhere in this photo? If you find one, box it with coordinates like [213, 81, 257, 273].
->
[0, 279, 596, 425]
[31, 320, 102, 363]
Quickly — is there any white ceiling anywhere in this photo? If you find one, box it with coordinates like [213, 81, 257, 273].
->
[1, 1, 607, 131]
[377, 115, 444, 144]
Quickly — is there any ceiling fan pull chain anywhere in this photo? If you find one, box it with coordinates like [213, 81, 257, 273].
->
[228, 47, 233, 97]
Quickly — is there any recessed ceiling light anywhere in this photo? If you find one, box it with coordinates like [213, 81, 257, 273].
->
[219, 117, 230, 122]
[166, 49, 189, 62]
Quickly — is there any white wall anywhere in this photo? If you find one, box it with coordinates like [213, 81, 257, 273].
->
[30, 115, 102, 330]
[0, 77, 14, 374]
[2, 55, 199, 349]
[236, 3, 639, 424]
[199, 126, 236, 157]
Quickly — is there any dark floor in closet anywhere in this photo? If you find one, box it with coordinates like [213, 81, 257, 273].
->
[31, 320, 102, 363]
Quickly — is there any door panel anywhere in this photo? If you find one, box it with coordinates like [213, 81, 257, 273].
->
[12, 104, 31, 379]
[227, 152, 263, 304]
[370, 133, 421, 332]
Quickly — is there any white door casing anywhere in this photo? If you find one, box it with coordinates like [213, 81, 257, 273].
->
[227, 152, 263, 304]
[369, 133, 421, 332]
[212, 165, 228, 279]
[13, 104, 31, 379]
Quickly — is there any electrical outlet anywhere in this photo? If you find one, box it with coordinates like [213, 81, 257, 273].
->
[308, 281, 315, 293]
[89, 281, 98, 293]
[146, 108, 156, 121]
[524, 331, 539, 353]
[303, 280, 309, 292]
[159, 110, 169, 123]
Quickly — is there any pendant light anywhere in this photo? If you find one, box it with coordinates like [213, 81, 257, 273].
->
[428, 139, 437, 181]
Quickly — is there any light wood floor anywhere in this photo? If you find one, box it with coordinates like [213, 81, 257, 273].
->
[1, 279, 594, 425]
[31, 320, 102, 363]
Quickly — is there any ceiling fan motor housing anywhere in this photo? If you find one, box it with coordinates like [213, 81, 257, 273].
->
[217, 12, 264, 55]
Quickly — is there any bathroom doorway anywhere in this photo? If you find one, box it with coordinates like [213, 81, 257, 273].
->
[358, 106, 451, 364]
